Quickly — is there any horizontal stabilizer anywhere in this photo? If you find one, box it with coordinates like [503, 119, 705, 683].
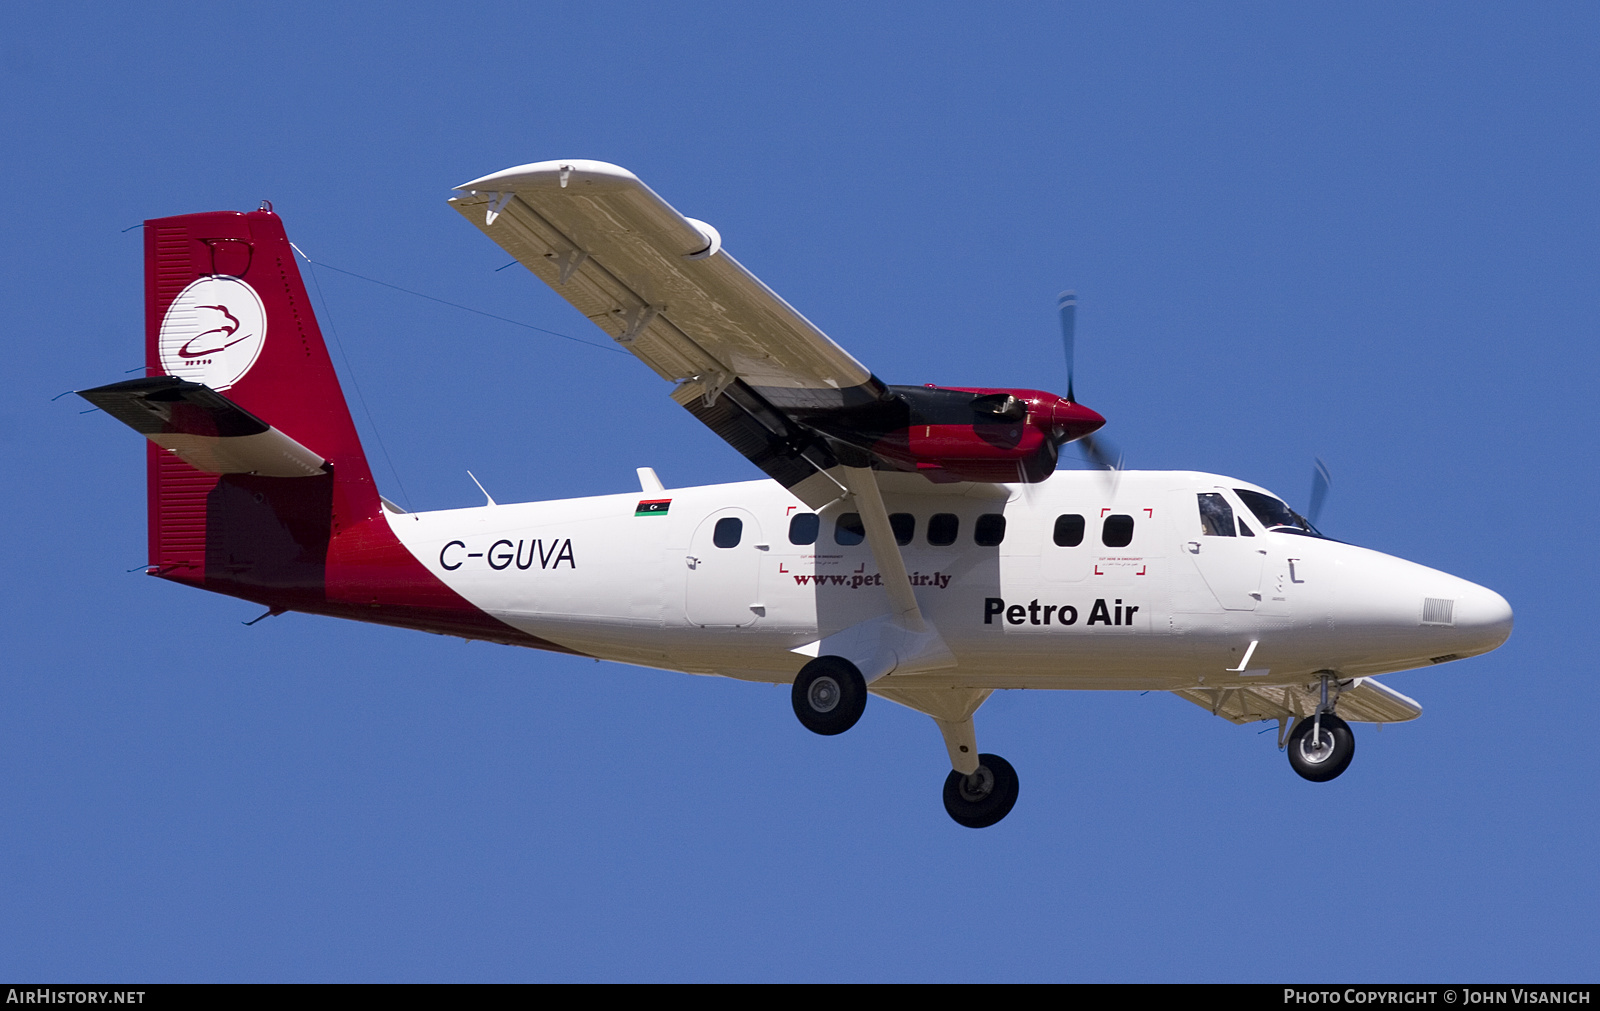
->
[1174, 676, 1422, 726]
[78, 376, 327, 478]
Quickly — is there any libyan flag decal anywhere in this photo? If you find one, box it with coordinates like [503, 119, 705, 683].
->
[635, 499, 671, 517]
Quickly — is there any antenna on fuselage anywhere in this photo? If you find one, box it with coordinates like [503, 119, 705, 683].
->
[467, 470, 497, 507]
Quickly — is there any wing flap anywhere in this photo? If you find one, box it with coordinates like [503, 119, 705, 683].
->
[458, 190, 723, 384]
[1174, 676, 1423, 726]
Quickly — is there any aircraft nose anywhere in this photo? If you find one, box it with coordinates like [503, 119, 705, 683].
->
[1332, 547, 1513, 667]
[1450, 581, 1514, 654]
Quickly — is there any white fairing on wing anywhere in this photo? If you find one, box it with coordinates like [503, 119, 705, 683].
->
[383, 468, 1513, 714]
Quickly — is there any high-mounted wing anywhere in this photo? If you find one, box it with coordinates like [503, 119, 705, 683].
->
[452, 161, 1105, 507]
[452, 159, 1112, 520]
[453, 160, 878, 410]
[451, 160, 886, 507]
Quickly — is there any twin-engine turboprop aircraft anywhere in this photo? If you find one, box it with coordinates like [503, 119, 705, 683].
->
[82, 160, 1513, 827]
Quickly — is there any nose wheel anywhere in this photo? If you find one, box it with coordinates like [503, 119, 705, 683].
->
[942, 753, 1019, 828]
[791, 656, 867, 735]
[1287, 712, 1355, 781]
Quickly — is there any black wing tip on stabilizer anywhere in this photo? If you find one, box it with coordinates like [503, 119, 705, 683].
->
[78, 376, 328, 478]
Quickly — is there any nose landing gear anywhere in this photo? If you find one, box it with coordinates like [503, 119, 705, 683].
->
[1286, 673, 1356, 781]
[1287, 712, 1355, 780]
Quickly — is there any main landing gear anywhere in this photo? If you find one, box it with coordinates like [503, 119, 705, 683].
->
[1286, 673, 1356, 782]
[791, 655, 867, 736]
[942, 754, 1020, 829]
[791, 656, 1019, 828]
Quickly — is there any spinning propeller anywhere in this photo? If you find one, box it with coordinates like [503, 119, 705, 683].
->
[1307, 457, 1332, 528]
[1057, 291, 1121, 471]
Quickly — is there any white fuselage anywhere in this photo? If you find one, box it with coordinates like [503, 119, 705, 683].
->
[387, 469, 1512, 692]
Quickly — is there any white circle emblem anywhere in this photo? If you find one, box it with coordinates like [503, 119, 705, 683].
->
[157, 275, 267, 391]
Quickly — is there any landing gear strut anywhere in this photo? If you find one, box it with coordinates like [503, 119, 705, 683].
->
[942, 753, 1020, 828]
[1287, 674, 1355, 781]
[791, 655, 867, 736]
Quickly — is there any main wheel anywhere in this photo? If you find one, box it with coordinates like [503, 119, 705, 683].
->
[942, 753, 1020, 828]
[790, 655, 867, 736]
[1287, 713, 1355, 782]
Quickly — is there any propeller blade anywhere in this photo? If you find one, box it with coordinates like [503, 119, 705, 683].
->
[1079, 432, 1122, 472]
[1308, 457, 1332, 526]
[1079, 432, 1122, 498]
[1057, 290, 1077, 403]
[1060, 289, 1119, 475]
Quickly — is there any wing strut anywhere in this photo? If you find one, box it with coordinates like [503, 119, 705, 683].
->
[792, 467, 955, 682]
[839, 466, 924, 631]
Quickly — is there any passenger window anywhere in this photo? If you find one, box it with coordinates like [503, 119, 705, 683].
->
[927, 513, 959, 546]
[713, 517, 743, 548]
[834, 513, 865, 546]
[1053, 514, 1085, 547]
[974, 513, 1006, 547]
[788, 513, 819, 545]
[1197, 493, 1235, 537]
[889, 513, 915, 546]
[1238, 519, 1255, 537]
[1102, 514, 1134, 547]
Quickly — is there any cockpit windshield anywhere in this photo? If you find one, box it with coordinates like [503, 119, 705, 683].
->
[1234, 489, 1324, 537]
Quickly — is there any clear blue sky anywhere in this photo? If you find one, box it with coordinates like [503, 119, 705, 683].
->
[3, 1, 1596, 981]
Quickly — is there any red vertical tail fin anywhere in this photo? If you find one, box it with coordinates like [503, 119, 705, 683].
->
[141, 208, 378, 597]
[81, 206, 570, 651]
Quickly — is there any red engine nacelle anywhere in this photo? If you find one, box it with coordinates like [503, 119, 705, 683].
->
[866, 385, 1106, 483]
